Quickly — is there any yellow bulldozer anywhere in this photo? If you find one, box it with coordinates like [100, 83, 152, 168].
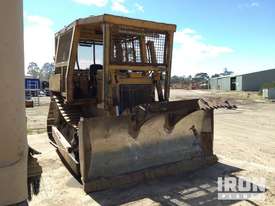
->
[47, 14, 234, 192]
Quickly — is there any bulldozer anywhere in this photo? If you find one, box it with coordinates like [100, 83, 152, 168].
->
[48, 14, 234, 193]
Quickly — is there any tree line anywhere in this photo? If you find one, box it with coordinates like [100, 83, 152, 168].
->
[27, 62, 54, 81]
[171, 68, 234, 85]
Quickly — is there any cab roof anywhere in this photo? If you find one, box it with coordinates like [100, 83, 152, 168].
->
[56, 14, 176, 36]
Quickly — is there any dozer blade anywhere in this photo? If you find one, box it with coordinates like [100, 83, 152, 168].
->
[77, 99, 234, 192]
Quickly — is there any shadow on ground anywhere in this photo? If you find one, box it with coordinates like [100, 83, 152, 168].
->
[89, 162, 244, 206]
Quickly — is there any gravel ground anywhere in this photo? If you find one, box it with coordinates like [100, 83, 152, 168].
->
[27, 90, 275, 206]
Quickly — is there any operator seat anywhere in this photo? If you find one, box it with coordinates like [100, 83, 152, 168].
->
[89, 64, 103, 97]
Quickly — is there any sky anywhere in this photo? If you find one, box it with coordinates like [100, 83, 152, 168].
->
[23, 0, 275, 76]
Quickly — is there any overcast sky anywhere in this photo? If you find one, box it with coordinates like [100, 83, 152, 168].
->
[23, 0, 275, 76]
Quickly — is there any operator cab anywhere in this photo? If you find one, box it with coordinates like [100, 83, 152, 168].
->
[50, 14, 175, 115]
[74, 41, 103, 101]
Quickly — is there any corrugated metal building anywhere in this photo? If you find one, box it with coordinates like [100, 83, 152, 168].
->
[209, 75, 232, 91]
[210, 68, 275, 91]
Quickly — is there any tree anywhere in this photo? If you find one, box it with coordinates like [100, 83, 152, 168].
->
[27, 62, 54, 80]
[171, 75, 187, 84]
[41, 62, 54, 80]
[193, 73, 209, 81]
[211, 73, 220, 78]
[27, 62, 42, 79]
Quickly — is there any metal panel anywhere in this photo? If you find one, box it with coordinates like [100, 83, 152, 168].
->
[242, 69, 275, 91]
[49, 74, 61, 92]
[210, 77, 231, 91]
[217, 77, 231, 91]
[263, 88, 275, 99]
[209, 78, 218, 90]
[236, 75, 242, 91]
[25, 78, 40, 90]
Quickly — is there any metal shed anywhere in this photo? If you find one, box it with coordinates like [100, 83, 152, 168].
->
[209, 75, 232, 91]
[210, 68, 275, 91]
[239, 68, 275, 91]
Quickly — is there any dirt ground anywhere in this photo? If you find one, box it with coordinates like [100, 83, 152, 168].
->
[27, 90, 275, 206]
